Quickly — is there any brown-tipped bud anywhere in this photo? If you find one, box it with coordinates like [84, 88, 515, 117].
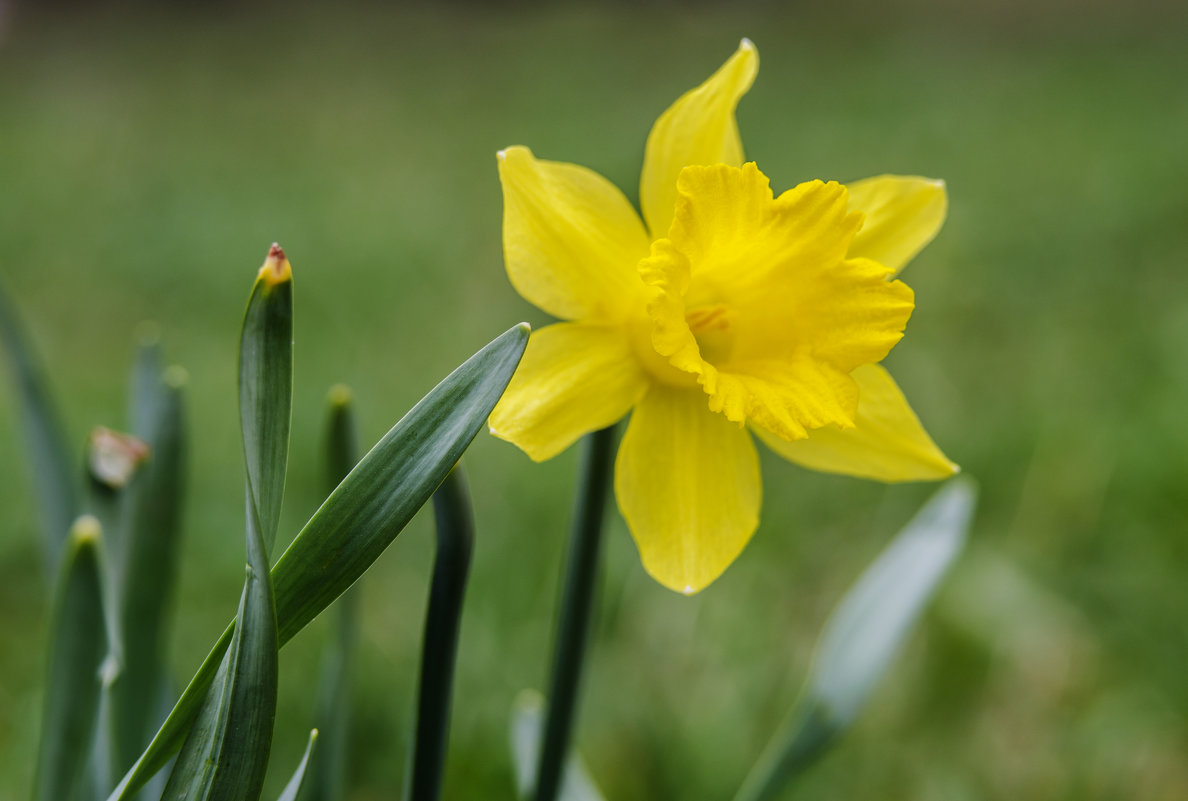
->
[258, 242, 293, 285]
[87, 427, 151, 489]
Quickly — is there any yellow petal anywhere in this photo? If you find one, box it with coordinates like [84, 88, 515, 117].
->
[615, 385, 761, 594]
[755, 363, 958, 481]
[489, 322, 649, 462]
[498, 146, 652, 322]
[639, 164, 914, 440]
[639, 39, 758, 240]
[846, 175, 947, 274]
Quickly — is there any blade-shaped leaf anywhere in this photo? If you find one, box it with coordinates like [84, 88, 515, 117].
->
[732, 478, 976, 801]
[809, 477, 976, 725]
[0, 281, 78, 572]
[160, 253, 290, 801]
[406, 465, 474, 801]
[160, 527, 277, 801]
[107, 365, 189, 781]
[277, 730, 319, 801]
[301, 387, 361, 801]
[105, 322, 529, 801]
[127, 326, 164, 440]
[34, 516, 111, 801]
[240, 244, 293, 554]
[510, 691, 605, 801]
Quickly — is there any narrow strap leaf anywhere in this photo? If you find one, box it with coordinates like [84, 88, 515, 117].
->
[303, 386, 362, 801]
[731, 478, 977, 801]
[161, 251, 290, 801]
[510, 691, 605, 801]
[127, 326, 164, 440]
[405, 465, 475, 801]
[239, 244, 294, 555]
[160, 509, 278, 801]
[107, 365, 189, 781]
[276, 730, 319, 801]
[0, 281, 78, 573]
[34, 516, 111, 801]
[104, 322, 529, 801]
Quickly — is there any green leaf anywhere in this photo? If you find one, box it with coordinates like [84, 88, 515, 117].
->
[300, 387, 362, 801]
[406, 465, 474, 801]
[105, 322, 529, 801]
[127, 326, 164, 440]
[510, 691, 605, 801]
[731, 478, 976, 801]
[34, 516, 112, 801]
[277, 730, 319, 801]
[809, 477, 976, 725]
[160, 256, 291, 801]
[239, 245, 293, 554]
[0, 281, 78, 572]
[323, 384, 360, 490]
[107, 362, 189, 781]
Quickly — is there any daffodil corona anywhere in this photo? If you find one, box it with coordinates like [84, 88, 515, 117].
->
[490, 40, 957, 594]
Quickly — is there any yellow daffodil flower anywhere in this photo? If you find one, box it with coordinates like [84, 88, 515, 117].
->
[490, 39, 957, 594]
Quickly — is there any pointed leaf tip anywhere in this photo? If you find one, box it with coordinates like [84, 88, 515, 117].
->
[259, 243, 293, 285]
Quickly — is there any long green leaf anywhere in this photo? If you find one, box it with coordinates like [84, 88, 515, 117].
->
[107, 364, 189, 783]
[160, 256, 291, 799]
[0, 281, 78, 572]
[127, 326, 164, 440]
[300, 387, 361, 801]
[105, 322, 529, 801]
[405, 465, 475, 801]
[732, 478, 976, 801]
[161, 519, 277, 800]
[278, 730, 319, 801]
[239, 244, 293, 553]
[34, 516, 111, 801]
[810, 477, 975, 725]
[510, 691, 604, 801]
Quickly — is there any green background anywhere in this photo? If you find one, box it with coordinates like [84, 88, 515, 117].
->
[2, 1, 1186, 799]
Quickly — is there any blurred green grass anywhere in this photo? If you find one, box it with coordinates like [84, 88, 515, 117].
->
[1, 1, 1187, 799]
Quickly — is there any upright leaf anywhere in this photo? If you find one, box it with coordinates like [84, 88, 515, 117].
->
[105, 322, 529, 801]
[34, 516, 111, 801]
[405, 465, 475, 801]
[160, 246, 290, 801]
[732, 478, 977, 801]
[239, 243, 293, 554]
[301, 386, 361, 801]
[107, 364, 189, 784]
[0, 281, 78, 571]
[127, 326, 164, 440]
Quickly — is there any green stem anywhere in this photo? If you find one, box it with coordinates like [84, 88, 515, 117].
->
[533, 426, 615, 801]
[731, 700, 837, 801]
[405, 465, 475, 801]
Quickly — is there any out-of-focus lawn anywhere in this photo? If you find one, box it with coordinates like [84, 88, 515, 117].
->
[2, 2, 1186, 799]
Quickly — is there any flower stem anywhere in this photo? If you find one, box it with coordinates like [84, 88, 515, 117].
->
[406, 465, 475, 801]
[533, 426, 616, 801]
[730, 699, 836, 801]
